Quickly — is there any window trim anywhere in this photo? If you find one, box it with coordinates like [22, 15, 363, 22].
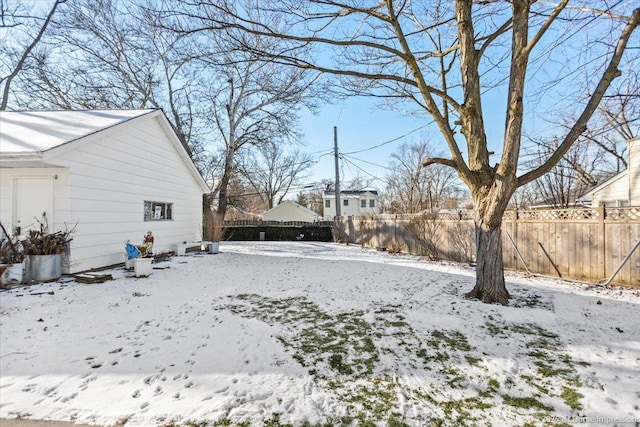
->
[144, 200, 174, 221]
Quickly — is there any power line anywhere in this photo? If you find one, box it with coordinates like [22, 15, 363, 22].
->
[341, 121, 434, 155]
[340, 155, 387, 184]
[341, 153, 395, 172]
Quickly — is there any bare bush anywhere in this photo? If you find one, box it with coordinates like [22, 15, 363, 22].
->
[404, 213, 442, 260]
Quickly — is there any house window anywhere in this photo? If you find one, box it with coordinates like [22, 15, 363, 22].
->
[361, 199, 366, 208]
[325, 200, 331, 208]
[369, 199, 375, 208]
[343, 199, 349, 206]
[144, 201, 173, 221]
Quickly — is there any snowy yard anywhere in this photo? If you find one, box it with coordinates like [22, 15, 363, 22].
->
[1, 242, 639, 427]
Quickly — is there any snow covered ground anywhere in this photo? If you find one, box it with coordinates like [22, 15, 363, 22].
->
[1, 241, 639, 426]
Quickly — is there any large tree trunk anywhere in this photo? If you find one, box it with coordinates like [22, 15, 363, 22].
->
[465, 184, 514, 305]
[466, 215, 510, 305]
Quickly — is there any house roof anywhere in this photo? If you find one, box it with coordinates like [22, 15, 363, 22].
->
[576, 170, 628, 203]
[0, 109, 209, 193]
[323, 190, 379, 197]
[263, 200, 320, 217]
[0, 109, 156, 153]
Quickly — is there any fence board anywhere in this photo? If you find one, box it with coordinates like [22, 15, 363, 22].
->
[337, 207, 639, 287]
[631, 224, 640, 285]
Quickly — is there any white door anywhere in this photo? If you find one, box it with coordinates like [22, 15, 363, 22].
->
[13, 177, 54, 235]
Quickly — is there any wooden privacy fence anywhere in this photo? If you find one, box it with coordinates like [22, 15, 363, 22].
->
[203, 219, 334, 242]
[336, 206, 640, 287]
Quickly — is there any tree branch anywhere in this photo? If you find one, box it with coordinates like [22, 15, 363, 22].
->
[422, 157, 459, 171]
[1, 0, 66, 110]
[517, 8, 640, 187]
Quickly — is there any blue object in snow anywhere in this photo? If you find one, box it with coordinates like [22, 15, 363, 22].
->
[126, 243, 141, 259]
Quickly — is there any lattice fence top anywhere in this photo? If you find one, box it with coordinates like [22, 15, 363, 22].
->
[516, 208, 599, 221]
[605, 206, 640, 221]
[514, 206, 639, 221]
[223, 220, 333, 227]
[346, 206, 640, 222]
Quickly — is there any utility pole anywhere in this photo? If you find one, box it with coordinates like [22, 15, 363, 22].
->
[334, 126, 341, 218]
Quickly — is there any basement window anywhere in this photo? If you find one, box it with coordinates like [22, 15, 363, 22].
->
[144, 201, 173, 221]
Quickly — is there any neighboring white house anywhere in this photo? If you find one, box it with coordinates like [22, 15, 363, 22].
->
[0, 109, 209, 273]
[322, 189, 381, 220]
[577, 138, 639, 207]
[262, 200, 320, 223]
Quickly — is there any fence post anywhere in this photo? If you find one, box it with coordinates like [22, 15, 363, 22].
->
[598, 204, 606, 279]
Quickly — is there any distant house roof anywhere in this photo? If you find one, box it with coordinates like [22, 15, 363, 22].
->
[0, 109, 156, 153]
[576, 170, 628, 203]
[263, 200, 319, 217]
[323, 190, 379, 197]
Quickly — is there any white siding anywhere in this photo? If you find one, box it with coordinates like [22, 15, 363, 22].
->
[340, 196, 363, 217]
[41, 116, 203, 273]
[322, 192, 381, 219]
[591, 173, 629, 206]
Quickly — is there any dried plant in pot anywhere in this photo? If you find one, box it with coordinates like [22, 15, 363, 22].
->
[205, 212, 225, 254]
[0, 222, 25, 286]
[22, 218, 75, 282]
[0, 222, 25, 264]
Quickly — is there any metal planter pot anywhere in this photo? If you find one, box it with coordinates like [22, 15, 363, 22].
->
[26, 254, 62, 282]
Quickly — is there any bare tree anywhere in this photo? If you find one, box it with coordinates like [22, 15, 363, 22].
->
[12, 0, 216, 175]
[176, 0, 639, 304]
[0, 0, 67, 110]
[386, 140, 461, 214]
[187, 29, 320, 219]
[238, 142, 315, 210]
[574, 68, 639, 174]
[524, 68, 639, 207]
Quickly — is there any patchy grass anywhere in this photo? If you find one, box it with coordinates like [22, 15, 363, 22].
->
[560, 386, 584, 411]
[229, 294, 379, 378]
[219, 295, 589, 426]
[502, 395, 554, 411]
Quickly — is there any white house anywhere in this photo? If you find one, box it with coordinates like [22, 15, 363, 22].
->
[322, 189, 381, 219]
[0, 109, 209, 273]
[262, 200, 320, 223]
[578, 138, 639, 207]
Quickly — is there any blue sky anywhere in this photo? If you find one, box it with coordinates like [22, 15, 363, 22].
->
[299, 97, 425, 188]
[299, 89, 508, 191]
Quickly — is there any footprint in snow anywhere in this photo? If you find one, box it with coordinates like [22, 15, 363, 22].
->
[64, 392, 78, 402]
[42, 386, 57, 396]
